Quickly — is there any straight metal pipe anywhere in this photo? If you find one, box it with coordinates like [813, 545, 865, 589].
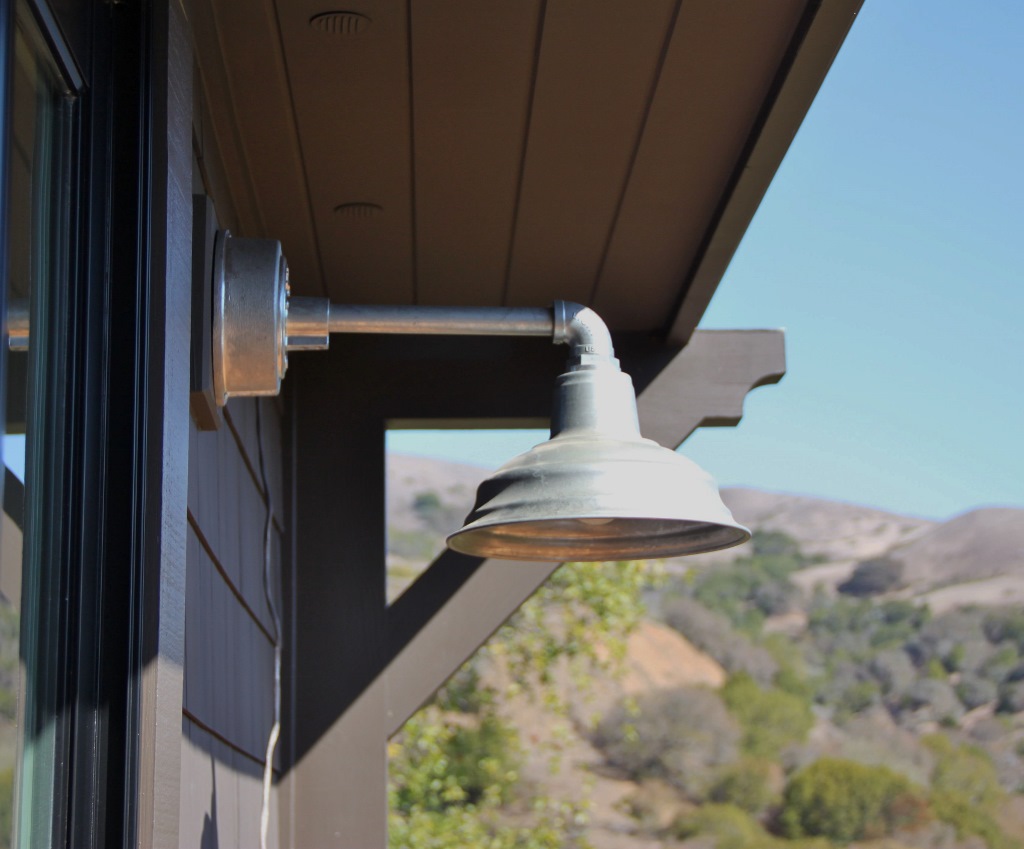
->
[327, 304, 554, 337]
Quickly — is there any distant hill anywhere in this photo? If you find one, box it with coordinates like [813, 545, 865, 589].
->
[719, 487, 934, 562]
[895, 507, 1024, 585]
[386, 453, 481, 534]
[387, 453, 1024, 608]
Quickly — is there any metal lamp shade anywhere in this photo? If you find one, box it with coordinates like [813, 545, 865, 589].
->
[447, 366, 749, 562]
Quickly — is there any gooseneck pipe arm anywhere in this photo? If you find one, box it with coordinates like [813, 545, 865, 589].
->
[552, 300, 617, 368]
[286, 297, 618, 366]
[207, 233, 625, 403]
[326, 304, 555, 337]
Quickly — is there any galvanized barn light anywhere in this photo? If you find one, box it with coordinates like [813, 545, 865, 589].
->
[445, 302, 749, 561]
[206, 231, 749, 561]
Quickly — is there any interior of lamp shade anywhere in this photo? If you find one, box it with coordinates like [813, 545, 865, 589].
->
[447, 516, 750, 562]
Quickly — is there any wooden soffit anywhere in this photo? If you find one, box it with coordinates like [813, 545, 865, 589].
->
[189, 0, 861, 343]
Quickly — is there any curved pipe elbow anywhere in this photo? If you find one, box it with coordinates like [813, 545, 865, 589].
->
[552, 300, 618, 368]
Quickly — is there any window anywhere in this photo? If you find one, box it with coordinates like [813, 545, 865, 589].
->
[2, 2, 76, 845]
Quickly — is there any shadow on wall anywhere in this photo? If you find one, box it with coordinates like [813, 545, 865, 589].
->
[201, 753, 218, 849]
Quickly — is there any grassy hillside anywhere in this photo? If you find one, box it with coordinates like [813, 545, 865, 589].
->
[386, 454, 1024, 849]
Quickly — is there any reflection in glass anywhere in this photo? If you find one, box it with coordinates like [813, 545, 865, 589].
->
[3, 5, 72, 847]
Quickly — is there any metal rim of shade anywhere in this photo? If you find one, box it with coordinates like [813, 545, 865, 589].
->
[447, 430, 750, 562]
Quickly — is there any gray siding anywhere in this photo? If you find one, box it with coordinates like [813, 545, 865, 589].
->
[180, 398, 285, 849]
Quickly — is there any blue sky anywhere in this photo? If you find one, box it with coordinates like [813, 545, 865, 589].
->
[390, 0, 1024, 521]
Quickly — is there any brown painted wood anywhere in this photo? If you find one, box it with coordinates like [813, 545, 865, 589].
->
[191, 0, 859, 341]
[186, 0, 263, 240]
[192, 79, 243, 236]
[187, 0, 324, 295]
[290, 358, 390, 848]
[592, 0, 807, 328]
[410, 0, 542, 306]
[276, 0, 416, 304]
[667, 0, 864, 343]
[637, 329, 786, 448]
[505, 0, 678, 308]
[190, 195, 221, 429]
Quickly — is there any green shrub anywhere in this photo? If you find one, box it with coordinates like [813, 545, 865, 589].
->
[502, 560, 654, 692]
[411, 490, 462, 533]
[389, 527, 441, 560]
[750, 530, 802, 559]
[999, 680, 1024, 713]
[722, 673, 813, 760]
[956, 675, 997, 710]
[0, 768, 10, 849]
[834, 679, 879, 721]
[388, 803, 581, 849]
[708, 759, 779, 814]
[690, 547, 804, 632]
[673, 803, 768, 849]
[434, 661, 490, 714]
[923, 734, 1003, 809]
[869, 606, 928, 650]
[778, 758, 928, 843]
[0, 689, 15, 723]
[870, 648, 916, 695]
[390, 710, 520, 813]
[773, 664, 816, 703]
[809, 596, 876, 638]
[980, 643, 1019, 682]
[593, 687, 740, 797]
[900, 679, 964, 724]
[983, 609, 1024, 649]
[931, 792, 1019, 849]
[390, 558, 655, 849]
[838, 557, 904, 597]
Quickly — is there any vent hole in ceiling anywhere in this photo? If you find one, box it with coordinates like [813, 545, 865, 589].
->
[334, 203, 383, 218]
[309, 12, 371, 36]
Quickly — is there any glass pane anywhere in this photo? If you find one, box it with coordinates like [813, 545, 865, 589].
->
[3, 5, 72, 847]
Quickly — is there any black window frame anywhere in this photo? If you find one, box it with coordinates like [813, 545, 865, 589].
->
[0, 0, 177, 846]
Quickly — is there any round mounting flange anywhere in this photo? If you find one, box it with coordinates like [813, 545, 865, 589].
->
[212, 230, 289, 405]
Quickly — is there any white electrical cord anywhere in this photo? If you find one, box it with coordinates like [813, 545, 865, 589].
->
[256, 403, 282, 849]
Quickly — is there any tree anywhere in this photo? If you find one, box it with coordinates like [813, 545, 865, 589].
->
[389, 559, 657, 848]
[870, 648, 916, 695]
[925, 735, 1017, 849]
[900, 679, 964, 725]
[721, 673, 813, 760]
[708, 759, 780, 814]
[924, 734, 1003, 809]
[838, 557, 904, 597]
[673, 804, 767, 849]
[390, 711, 521, 813]
[779, 758, 928, 842]
[750, 530, 802, 559]
[593, 686, 740, 797]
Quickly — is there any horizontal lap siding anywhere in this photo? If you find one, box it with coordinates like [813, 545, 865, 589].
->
[181, 398, 285, 849]
[180, 717, 278, 849]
